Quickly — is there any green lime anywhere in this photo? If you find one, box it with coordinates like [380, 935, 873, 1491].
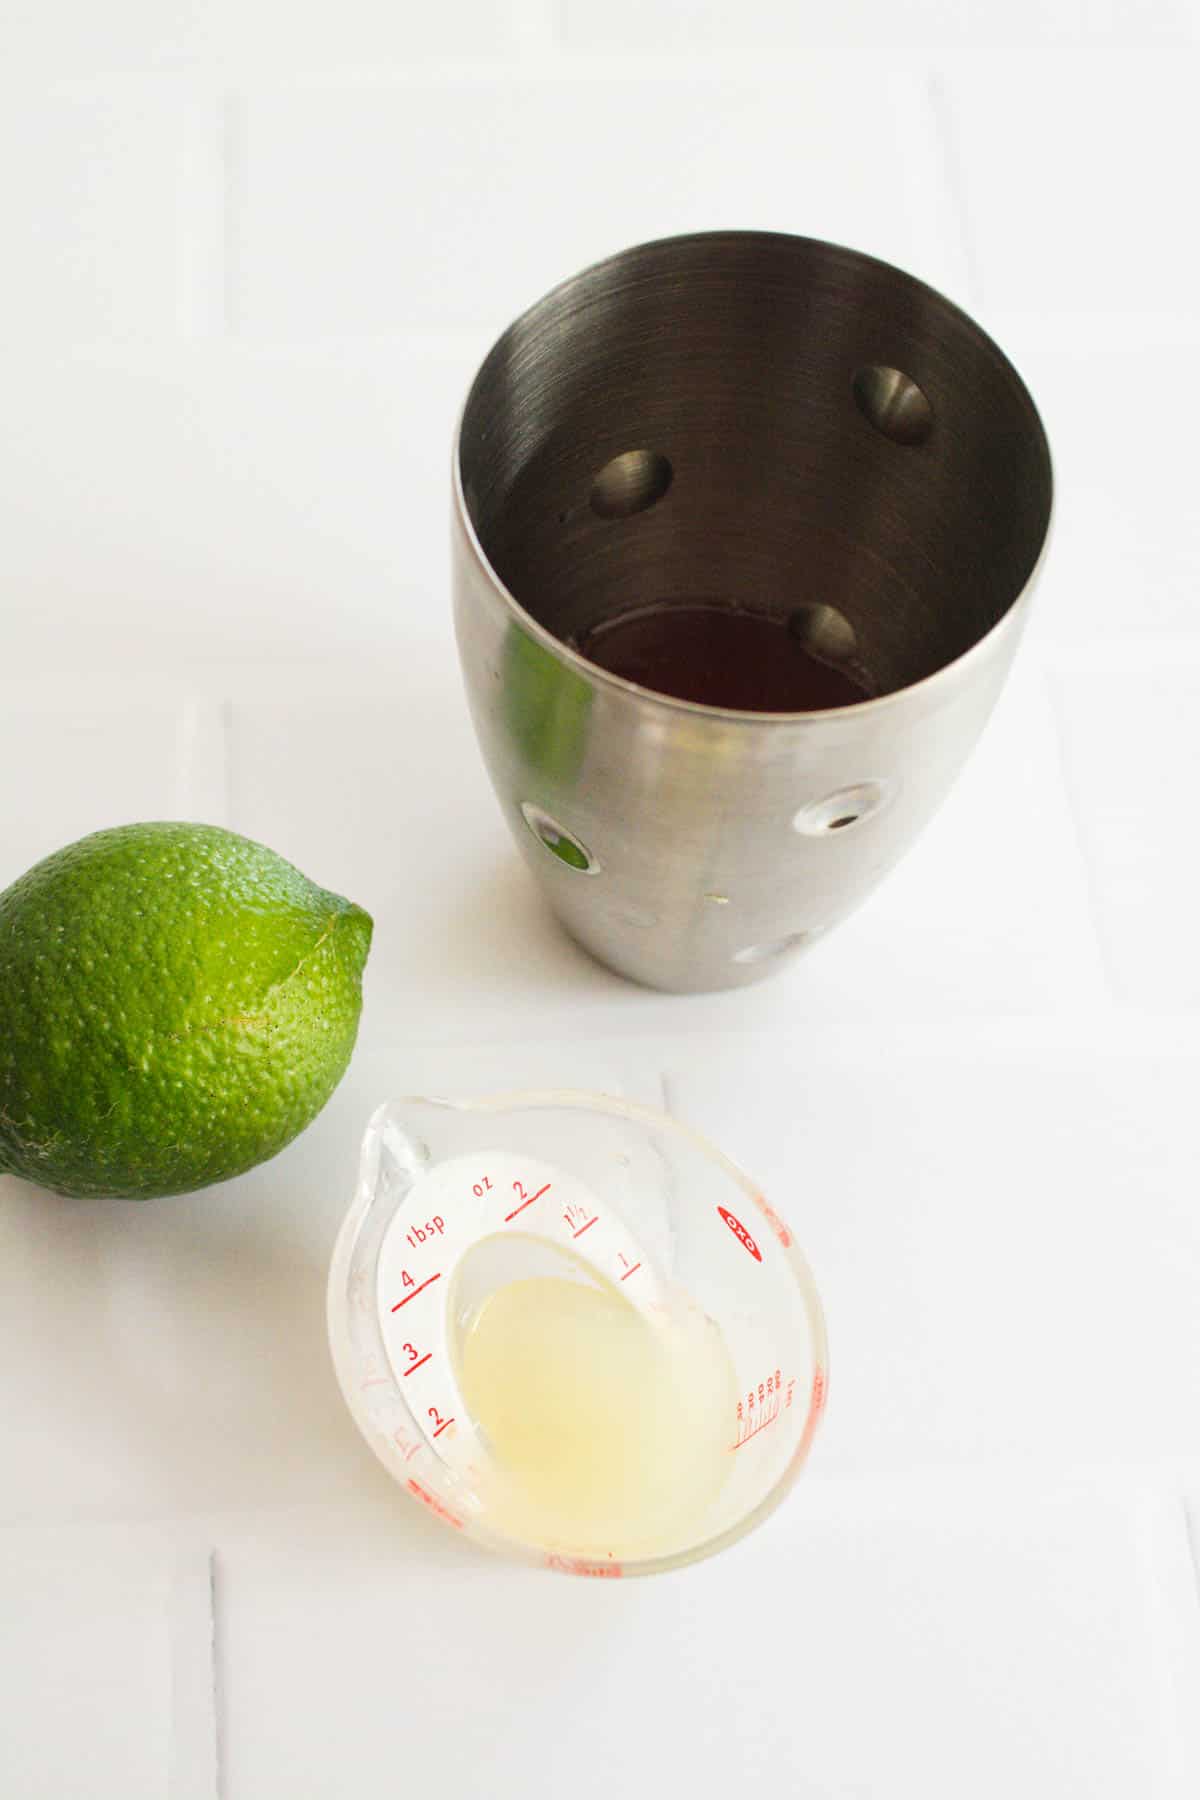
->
[0, 822, 372, 1199]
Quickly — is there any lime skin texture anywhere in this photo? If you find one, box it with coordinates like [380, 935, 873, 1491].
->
[0, 822, 372, 1199]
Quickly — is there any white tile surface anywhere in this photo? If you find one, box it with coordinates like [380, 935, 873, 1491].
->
[1050, 653, 1200, 1009]
[936, 52, 1200, 318]
[987, 319, 1200, 648]
[215, 1480, 1200, 1800]
[0, 82, 220, 342]
[826, 655, 1111, 1018]
[4, 0, 518, 71]
[0, 699, 228, 889]
[5, 0, 1192, 67]
[0, 340, 480, 676]
[560, 0, 1197, 47]
[0, 1526, 215, 1800]
[230, 66, 967, 339]
[664, 1035, 1200, 1474]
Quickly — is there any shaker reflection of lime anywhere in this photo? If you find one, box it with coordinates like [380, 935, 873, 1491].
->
[327, 1093, 827, 1577]
[535, 825, 590, 872]
[502, 625, 593, 787]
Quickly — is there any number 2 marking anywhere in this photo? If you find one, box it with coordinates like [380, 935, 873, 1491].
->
[505, 1180, 550, 1223]
[428, 1406, 455, 1439]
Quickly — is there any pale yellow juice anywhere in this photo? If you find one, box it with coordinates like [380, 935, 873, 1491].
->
[458, 1272, 735, 1558]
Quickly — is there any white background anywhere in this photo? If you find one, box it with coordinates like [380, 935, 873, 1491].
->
[2, 2, 1200, 1795]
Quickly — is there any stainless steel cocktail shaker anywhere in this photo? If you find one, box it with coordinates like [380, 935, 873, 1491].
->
[453, 232, 1052, 992]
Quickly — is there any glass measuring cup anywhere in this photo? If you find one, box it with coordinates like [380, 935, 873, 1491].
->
[327, 1092, 827, 1577]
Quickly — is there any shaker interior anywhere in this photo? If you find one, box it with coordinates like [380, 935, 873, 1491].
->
[457, 231, 1052, 701]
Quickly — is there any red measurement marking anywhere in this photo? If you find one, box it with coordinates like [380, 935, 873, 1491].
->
[545, 1554, 623, 1579]
[432, 1416, 455, 1439]
[754, 1192, 793, 1249]
[618, 1261, 642, 1282]
[505, 1183, 550, 1223]
[572, 1215, 599, 1239]
[718, 1206, 762, 1262]
[732, 1409, 779, 1450]
[360, 1375, 392, 1389]
[407, 1477, 464, 1530]
[401, 1353, 432, 1377]
[785, 1366, 828, 1477]
[391, 1272, 441, 1311]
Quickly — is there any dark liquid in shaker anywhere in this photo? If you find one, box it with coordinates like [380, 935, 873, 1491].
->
[580, 605, 872, 711]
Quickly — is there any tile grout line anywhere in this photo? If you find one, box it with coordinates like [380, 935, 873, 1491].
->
[1040, 667, 1124, 1015]
[1170, 1494, 1200, 1791]
[171, 700, 203, 818]
[220, 699, 236, 829]
[926, 69, 984, 313]
[210, 1551, 226, 1800]
[1182, 1495, 1200, 1612]
[167, 1543, 221, 1800]
[177, 91, 229, 339]
[221, 95, 242, 338]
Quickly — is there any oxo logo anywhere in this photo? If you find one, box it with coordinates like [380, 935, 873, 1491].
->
[718, 1206, 762, 1262]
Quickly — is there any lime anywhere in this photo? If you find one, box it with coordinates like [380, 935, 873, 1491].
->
[0, 822, 372, 1199]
